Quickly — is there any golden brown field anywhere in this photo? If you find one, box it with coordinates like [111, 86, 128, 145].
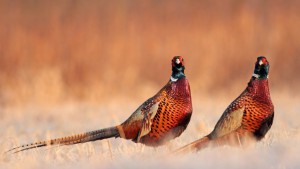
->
[0, 0, 300, 168]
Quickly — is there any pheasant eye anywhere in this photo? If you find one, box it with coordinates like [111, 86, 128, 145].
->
[262, 58, 268, 64]
[175, 58, 181, 64]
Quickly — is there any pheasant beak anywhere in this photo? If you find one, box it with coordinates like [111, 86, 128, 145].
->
[172, 56, 185, 68]
[259, 57, 268, 66]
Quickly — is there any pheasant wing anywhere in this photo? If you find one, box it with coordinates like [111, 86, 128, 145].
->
[136, 102, 160, 142]
[210, 105, 245, 139]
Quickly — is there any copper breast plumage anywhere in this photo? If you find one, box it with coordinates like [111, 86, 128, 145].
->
[139, 78, 193, 146]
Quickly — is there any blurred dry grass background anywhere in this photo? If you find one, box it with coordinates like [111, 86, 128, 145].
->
[1, 1, 300, 168]
[0, 0, 299, 106]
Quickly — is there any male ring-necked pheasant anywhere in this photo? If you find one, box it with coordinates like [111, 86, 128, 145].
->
[7, 56, 193, 153]
[175, 56, 274, 153]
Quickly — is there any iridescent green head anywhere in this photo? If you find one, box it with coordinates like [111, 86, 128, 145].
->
[253, 56, 270, 79]
[171, 56, 185, 82]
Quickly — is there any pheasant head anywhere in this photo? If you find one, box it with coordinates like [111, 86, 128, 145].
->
[171, 56, 185, 82]
[253, 56, 269, 79]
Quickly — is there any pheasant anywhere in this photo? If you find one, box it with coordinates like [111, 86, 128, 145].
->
[7, 56, 193, 153]
[175, 56, 274, 153]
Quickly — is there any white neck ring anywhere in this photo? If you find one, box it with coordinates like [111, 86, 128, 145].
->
[170, 76, 178, 82]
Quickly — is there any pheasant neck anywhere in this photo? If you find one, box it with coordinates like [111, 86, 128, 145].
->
[168, 78, 192, 102]
[247, 77, 272, 103]
[252, 73, 268, 79]
[171, 71, 185, 82]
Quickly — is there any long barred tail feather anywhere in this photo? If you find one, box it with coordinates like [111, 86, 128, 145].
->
[6, 126, 119, 154]
[173, 131, 254, 154]
[173, 136, 210, 154]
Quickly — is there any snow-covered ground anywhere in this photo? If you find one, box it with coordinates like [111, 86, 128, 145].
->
[1, 93, 299, 169]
